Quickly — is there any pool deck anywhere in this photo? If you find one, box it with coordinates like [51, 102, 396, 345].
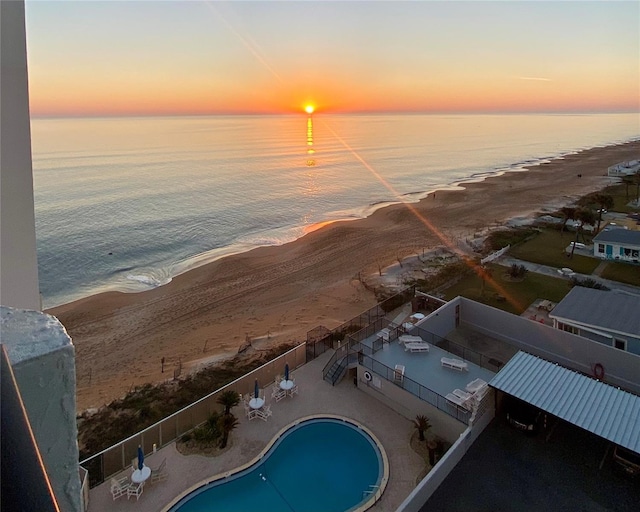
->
[88, 350, 426, 512]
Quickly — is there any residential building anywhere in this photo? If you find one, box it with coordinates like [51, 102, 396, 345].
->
[593, 225, 640, 263]
[548, 286, 640, 355]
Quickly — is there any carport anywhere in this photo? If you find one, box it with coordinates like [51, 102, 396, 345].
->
[489, 351, 640, 455]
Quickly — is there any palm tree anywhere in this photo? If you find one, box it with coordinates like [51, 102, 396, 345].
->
[581, 193, 614, 233]
[218, 413, 239, 449]
[217, 390, 240, 415]
[622, 175, 634, 200]
[559, 207, 576, 237]
[413, 414, 432, 442]
[570, 208, 597, 258]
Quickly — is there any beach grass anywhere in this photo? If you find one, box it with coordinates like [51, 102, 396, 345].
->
[600, 261, 640, 286]
[508, 229, 600, 275]
[442, 263, 571, 315]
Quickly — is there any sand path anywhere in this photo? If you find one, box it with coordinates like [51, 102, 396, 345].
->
[48, 141, 640, 410]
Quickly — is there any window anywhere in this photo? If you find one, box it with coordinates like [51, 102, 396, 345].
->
[613, 338, 627, 351]
[598, 244, 605, 253]
[559, 322, 579, 335]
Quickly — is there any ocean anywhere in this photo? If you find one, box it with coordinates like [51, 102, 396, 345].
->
[31, 113, 639, 309]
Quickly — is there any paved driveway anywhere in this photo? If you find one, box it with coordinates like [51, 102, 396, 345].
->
[423, 416, 640, 512]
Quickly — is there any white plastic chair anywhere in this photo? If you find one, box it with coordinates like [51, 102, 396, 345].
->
[110, 476, 129, 500]
[150, 458, 168, 484]
[127, 481, 144, 500]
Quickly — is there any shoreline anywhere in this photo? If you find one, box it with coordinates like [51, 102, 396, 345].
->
[44, 137, 638, 310]
[48, 140, 640, 411]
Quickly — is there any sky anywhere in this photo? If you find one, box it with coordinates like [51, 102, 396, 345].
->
[25, 0, 640, 117]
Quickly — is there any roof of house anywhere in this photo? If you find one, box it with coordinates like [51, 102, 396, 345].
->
[549, 286, 640, 337]
[593, 226, 640, 245]
[490, 351, 640, 454]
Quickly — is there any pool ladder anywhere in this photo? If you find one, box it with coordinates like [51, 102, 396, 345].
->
[362, 484, 379, 498]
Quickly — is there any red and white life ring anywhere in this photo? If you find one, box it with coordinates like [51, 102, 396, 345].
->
[593, 363, 605, 380]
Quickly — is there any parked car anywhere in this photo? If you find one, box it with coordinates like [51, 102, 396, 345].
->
[504, 396, 546, 435]
[612, 445, 640, 479]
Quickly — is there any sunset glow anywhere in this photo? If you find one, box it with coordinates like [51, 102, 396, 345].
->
[24, 1, 639, 117]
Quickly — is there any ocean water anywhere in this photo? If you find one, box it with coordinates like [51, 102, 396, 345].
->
[31, 113, 639, 308]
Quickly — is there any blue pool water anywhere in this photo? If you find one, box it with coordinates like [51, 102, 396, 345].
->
[168, 418, 384, 512]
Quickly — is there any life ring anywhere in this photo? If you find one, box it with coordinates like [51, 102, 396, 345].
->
[594, 363, 605, 380]
[363, 371, 372, 382]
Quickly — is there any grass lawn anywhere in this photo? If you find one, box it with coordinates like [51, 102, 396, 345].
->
[442, 263, 571, 315]
[603, 183, 640, 214]
[509, 229, 600, 275]
[600, 262, 640, 287]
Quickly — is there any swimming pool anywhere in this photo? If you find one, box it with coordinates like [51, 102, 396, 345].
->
[166, 416, 388, 512]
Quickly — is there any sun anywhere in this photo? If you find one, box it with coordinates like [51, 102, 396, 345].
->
[304, 104, 315, 114]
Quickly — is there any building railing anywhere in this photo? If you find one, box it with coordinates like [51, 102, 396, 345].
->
[80, 343, 306, 488]
[307, 287, 416, 360]
[409, 325, 504, 373]
[359, 354, 472, 424]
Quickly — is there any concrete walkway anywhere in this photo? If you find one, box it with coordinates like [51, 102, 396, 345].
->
[497, 256, 640, 295]
[88, 350, 428, 512]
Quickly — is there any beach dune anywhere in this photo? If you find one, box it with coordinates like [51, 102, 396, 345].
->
[48, 141, 640, 411]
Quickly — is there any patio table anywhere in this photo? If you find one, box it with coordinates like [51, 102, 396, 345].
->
[249, 397, 265, 409]
[131, 465, 151, 484]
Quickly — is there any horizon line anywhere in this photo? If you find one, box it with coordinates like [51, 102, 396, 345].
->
[31, 109, 640, 120]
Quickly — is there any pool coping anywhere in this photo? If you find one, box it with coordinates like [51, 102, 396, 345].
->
[161, 413, 390, 512]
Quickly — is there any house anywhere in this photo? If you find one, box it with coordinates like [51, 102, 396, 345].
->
[593, 226, 640, 263]
[608, 160, 640, 177]
[548, 286, 640, 355]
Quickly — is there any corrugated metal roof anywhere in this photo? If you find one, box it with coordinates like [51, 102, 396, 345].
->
[548, 286, 640, 337]
[593, 227, 640, 245]
[490, 351, 640, 454]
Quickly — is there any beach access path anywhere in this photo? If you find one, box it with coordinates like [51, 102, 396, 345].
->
[48, 140, 640, 411]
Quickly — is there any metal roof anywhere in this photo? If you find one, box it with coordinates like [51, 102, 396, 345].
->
[490, 351, 640, 454]
[548, 286, 640, 337]
[593, 227, 640, 245]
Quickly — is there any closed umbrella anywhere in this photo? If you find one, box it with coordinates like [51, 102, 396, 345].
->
[284, 363, 290, 381]
[137, 445, 144, 470]
[254, 379, 260, 399]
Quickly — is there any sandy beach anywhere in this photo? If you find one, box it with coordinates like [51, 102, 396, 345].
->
[48, 141, 640, 411]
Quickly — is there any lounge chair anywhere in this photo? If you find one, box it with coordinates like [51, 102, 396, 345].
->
[150, 458, 168, 484]
[441, 357, 468, 371]
[445, 393, 472, 410]
[452, 388, 472, 401]
[394, 364, 405, 384]
[465, 378, 487, 394]
[404, 342, 430, 353]
[399, 334, 423, 344]
[110, 476, 129, 500]
[377, 328, 391, 342]
[127, 481, 144, 500]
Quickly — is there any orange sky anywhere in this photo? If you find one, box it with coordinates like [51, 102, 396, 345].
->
[26, 1, 639, 117]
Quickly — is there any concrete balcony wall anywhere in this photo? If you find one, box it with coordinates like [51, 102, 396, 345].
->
[1, 307, 81, 512]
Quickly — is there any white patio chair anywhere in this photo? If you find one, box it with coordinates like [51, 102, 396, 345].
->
[127, 481, 144, 500]
[150, 458, 168, 484]
[272, 386, 287, 402]
[287, 385, 299, 397]
[110, 476, 129, 500]
[394, 364, 405, 384]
